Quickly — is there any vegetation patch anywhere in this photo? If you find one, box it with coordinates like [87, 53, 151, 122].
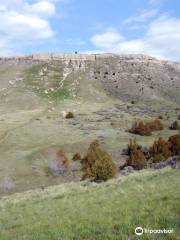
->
[147, 119, 164, 131]
[123, 138, 142, 155]
[129, 121, 152, 136]
[65, 112, 74, 119]
[126, 149, 147, 170]
[129, 119, 164, 136]
[24, 63, 70, 102]
[122, 134, 180, 168]
[150, 138, 172, 162]
[81, 140, 117, 181]
[0, 169, 179, 240]
[168, 134, 180, 155]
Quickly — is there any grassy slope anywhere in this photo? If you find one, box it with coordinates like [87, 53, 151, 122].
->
[0, 168, 179, 240]
[0, 60, 179, 196]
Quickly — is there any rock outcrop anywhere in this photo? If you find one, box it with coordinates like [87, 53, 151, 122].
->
[0, 53, 180, 104]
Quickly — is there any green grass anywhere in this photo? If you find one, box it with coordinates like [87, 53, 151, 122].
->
[23, 62, 70, 103]
[41, 88, 70, 103]
[0, 168, 179, 240]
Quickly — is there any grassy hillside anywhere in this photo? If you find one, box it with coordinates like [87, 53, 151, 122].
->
[0, 57, 179, 196]
[0, 168, 179, 240]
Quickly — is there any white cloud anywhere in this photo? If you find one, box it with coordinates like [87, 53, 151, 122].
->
[91, 30, 124, 49]
[90, 16, 180, 61]
[26, 1, 56, 17]
[124, 9, 159, 24]
[0, 0, 57, 56]
[0, 11, 54, 39]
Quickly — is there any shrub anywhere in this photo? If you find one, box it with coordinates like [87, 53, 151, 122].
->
[81, 140, 117, 181]
[126, 150, 147, 170]
[48, 150, 69, 175]
[72, 153, 82, 161]
[168, 134, 180, 155]
[129, 121, 152, 136]
[169, 121, 180, 130]
[125, 138, 142, 155]
[65, 112, 74, 119]
[129, 119, 164, 136]
[147, 119, 164, 131]
[153, 154, 166, 162]
[150, 138, 171, 162]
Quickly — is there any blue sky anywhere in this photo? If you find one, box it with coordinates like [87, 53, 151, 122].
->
[0, 0, 180, 61]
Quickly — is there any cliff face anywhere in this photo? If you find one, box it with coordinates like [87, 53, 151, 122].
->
[0, 53, 179, 105]
[91, 54, 180, 103]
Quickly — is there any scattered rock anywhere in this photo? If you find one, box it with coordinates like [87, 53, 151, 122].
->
[172, 162, 180, 169]
[120, 166, 134, 176]
[153, 156, 180, 169]
[153, 161, 168, 169]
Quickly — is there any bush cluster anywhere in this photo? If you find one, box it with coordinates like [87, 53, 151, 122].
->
[122, 139, 147, 170]
[81, 140, 117, 181]
[129, 121, 151, 136]
[129, 119, 164, 136]
[123, 134, 180, 169]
